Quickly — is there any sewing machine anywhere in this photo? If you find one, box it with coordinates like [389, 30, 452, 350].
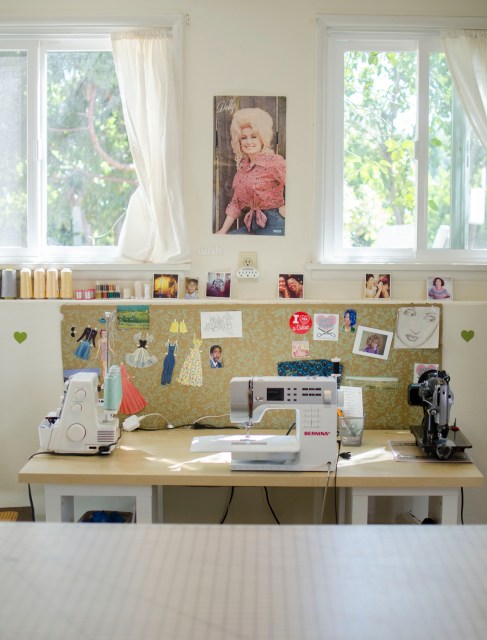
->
[38, 369, 122, 455]
[408, 369, 472, 460]
[191, 376, 339, 471]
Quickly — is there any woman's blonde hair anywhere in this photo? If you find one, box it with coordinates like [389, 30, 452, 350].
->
[230, 107, 274, 166]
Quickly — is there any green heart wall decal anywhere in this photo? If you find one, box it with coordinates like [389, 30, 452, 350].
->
[461, 330, 474, 343]
[14, 331, 27, 344]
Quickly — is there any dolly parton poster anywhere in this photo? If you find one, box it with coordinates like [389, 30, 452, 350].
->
[213, 95, 287, 236]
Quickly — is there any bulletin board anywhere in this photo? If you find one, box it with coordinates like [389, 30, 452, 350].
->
[60, 302, 441, 430]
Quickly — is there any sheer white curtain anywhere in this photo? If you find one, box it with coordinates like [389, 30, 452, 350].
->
[442, 30, 487, 151]
[111, 19, 190, 263]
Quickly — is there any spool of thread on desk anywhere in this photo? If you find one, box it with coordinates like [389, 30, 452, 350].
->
[1, 269, 17, 298]
[60, 268, 73, 299]
[19, 267, 33, 299]
[33, 268, 46, 299]
[46, 267, 59, 299]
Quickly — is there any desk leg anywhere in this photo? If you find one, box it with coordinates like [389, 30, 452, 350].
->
[428, 491, 459, 524]
[45, 487, 74, 522]
[348, 489, 369, 525]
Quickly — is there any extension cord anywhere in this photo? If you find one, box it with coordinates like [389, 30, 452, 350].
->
[236, 266, 259, 280]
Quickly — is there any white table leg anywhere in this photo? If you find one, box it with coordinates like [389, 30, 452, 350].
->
[45, 486, 74, 522]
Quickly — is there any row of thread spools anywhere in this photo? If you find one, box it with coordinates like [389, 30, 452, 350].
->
[1, 267, 74, 299]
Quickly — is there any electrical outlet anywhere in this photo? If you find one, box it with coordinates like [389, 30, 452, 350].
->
[238, 252, 257, 269]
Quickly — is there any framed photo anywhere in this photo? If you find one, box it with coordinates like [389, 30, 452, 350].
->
[206, 272, 232, 298]
[278, 273, 304, 299]
[153, 274, 178, 299]
[427, 275, 453, 301]
[353, 325, 393, 360]
[184, 277, 199, 300]
[364, 273, 391, 299]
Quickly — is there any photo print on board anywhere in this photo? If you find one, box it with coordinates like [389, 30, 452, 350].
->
[213, 95, 287, 236]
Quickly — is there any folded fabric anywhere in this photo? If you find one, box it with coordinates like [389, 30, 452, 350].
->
[277, 359, 342, 378]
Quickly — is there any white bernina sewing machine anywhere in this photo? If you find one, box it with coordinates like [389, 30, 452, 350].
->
[191, 376, 340, 471]
[38, 368, 122, 455]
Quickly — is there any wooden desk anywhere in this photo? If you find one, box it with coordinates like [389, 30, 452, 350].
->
[18, 429, 484, 524]
[2, 522, 487, 639]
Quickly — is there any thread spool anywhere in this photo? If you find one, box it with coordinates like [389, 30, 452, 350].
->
[60, 268, 73, 299]
[46, 267, 59, 299]
[134, 281, 143, 298]
[1, 269, 17, 299]
[20, 268, 33, 299]
[144, 283, 152, 299]
[33, 268, 46, 299]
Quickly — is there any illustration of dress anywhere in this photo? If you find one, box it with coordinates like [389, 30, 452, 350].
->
[161, 340, 178, 385]
[125, 333, 158, 369]
[177, 338, 203, 387]
[74, 326, 98, 361]
[119, 364, 147, 414]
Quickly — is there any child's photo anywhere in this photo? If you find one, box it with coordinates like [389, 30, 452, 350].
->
[206, 272, 231, 298]
[184, 277, 199, 299]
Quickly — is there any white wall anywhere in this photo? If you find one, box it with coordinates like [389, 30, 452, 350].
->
[2, 0, 487, 522]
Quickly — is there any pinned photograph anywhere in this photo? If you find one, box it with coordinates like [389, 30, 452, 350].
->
[394, 306, 440, 349]
[292, 340, 310, 358]
[153, 274, 178, 299]
[209, 345, 223, 368]
[364, 273, 391, 299]
[353, 326, 393, 360]
[213, 95, 286, 236]
[427, 276, 452, 301]
[206, 272, 231, 298]
[278, 273, 304, 299]
[184, 277, 199, 299]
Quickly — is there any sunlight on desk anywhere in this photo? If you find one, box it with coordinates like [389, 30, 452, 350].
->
[339, 446, 393, 467]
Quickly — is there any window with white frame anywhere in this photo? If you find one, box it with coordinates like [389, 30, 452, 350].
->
[0, 32, 136, 262]
[316, 17, 487, 264]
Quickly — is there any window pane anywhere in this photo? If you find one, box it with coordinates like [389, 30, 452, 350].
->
[428, 53, 453, 249]
[467, 128, 487, 249]
[343, 50, 417, 249]
[0, 51, 27, 248]
[428, 53, 487, 251]
[46, 50, 136, 247]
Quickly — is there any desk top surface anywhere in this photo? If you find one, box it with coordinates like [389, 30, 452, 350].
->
[2, 522, 487, 640]
[18, 429, 484, 489]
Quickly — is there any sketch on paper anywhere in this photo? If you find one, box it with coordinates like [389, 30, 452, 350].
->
[200, 311, 243, 339]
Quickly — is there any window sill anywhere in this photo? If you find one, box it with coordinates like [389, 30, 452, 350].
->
[306, 261, 487, 273]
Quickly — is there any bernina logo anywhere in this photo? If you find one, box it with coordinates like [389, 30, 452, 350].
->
[304, 431, 331, 436]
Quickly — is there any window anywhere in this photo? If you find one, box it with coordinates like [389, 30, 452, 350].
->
[316, 17, 487, 264]
[0, 32, 136, 262]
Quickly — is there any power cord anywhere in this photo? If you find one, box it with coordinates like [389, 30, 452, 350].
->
[123, 413, 173, 431]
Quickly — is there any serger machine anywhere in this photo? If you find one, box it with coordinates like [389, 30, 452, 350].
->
[191, 376, 339, 471]
[408, 369, 472, 460]
[38, 368, 122, 455]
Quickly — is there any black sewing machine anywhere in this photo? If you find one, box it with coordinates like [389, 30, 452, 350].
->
[408, 370, 472, 460]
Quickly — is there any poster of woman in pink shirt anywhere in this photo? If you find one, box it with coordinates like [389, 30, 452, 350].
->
[213, 96, 286, 236]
